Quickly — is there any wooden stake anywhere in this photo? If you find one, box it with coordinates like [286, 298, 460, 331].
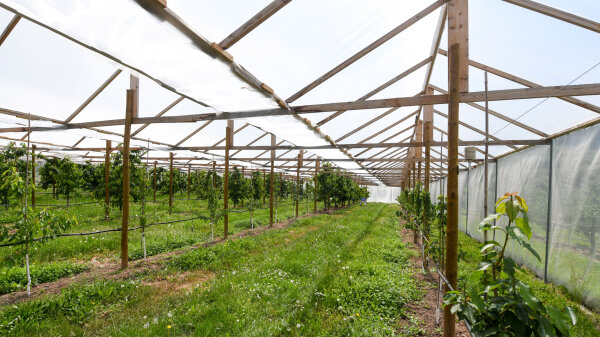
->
[169, 152, 173, 214]
[187, 164, 191, 198]
[424, 88, 434, 271]
[314, 160, 320, 214]
[212, 161, 216, 187]
[269, 134, 275, 226]
[295, 151, 303, 218]
[153, 161, 157, 203]
[121, 90, 134, 269]
[444, 43, 461, 337]
[104, 140, 111, 220]
[31, 145, 36, 208]
[223, 120, 233, 238]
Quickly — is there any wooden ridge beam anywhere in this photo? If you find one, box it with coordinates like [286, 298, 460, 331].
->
[64, 70, 123, 123]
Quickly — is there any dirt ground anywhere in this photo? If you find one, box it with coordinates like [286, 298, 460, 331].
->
[398, 227, 471, 337]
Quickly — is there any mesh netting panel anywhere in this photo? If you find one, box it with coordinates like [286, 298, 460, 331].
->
[465, 162, 496, 242]
[496, 145, 550, 276]
[367, 186, 402, 204]
[458, 171, 468, 233]
[549, 124, 600, 309]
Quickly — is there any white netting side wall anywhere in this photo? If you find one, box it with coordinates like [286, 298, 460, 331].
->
[549, 125, 600, 309]
[367, 186, 402, 204]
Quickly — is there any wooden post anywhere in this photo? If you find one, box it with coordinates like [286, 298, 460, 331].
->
[269, 134, 275, 226]
[444, 43, 462, 337]
[483, 71, 489, 243]
[187, 164, 191, 199]
[153, 161, 157, 203]
[314, 160, 320, 213]
[104, 140, 111, 220]
[263, 171, 266, 204]
[223, 120, 233, 238]
[169, 153, 173, 214]
[295, 151, 303, 218]
[416, 120, 423, 183]
[121, 89, 134, 269]
[31, 145, 36, 208]
[423, 89, 434, 270]
[212, 161, 216, 187]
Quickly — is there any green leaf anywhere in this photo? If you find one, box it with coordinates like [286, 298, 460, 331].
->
[547, 305, 570, 336]
[515, 217, 532, 240]
[478, 261, 494, 271]
[565, 306, 577, 326]
[496, 201, 506, 214]
[507, 227, 541, 262]
[481, 213, 502, 225]
[538, 316, 557, 337]
[480, 241, 501, 253]
[517, 281, 539, 313]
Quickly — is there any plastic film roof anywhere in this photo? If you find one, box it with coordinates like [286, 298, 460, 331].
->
[0, 0, 599, 186]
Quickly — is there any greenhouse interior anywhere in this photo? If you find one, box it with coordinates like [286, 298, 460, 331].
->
[0, 0, 599, 336]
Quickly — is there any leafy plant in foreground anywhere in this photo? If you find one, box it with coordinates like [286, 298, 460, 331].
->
[444, 193, 577, 336]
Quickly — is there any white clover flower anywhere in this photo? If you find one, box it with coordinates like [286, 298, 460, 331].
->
[167, 312, 173, 318]
[296, 324, 301, 328]
[143, 323, 149, 329]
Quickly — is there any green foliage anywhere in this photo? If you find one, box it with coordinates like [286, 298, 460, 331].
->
[0, 280, 141, 335]
[0, 142, 29, 207]
[55, 157, 82, 204]
[101, 149, 146, 209]
[80, 161, 103, 193]
[0, 262, 88, 295]
[315, 163, 365, 209]
[444, 193, 577, 337]
[129, 236, 196, 261]
[228, 166, 245, 207]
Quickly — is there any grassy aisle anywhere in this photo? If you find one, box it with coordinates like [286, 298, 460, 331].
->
[0, 204, 420, 336]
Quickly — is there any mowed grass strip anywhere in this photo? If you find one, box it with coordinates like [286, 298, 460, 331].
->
[1, 204, 421, 336]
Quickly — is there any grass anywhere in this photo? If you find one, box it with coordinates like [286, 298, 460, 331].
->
[0, 262, 88, 295]
[0, 203, 424, 336]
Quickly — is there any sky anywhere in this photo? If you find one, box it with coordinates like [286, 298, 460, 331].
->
[0, 0, 598, 185]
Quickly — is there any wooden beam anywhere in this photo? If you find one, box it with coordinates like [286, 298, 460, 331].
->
[0, 15, 20, 47]
[438, 49, 600, 114]
[121, 90, 134, 270]
[31, 145, 36, 208]
[316, 57, 432, 126]
[424, 88, 434, 191]
[448, 0, 468, 93]
[429, 84, 549, 137]
[502, 0, 600, 34]
[133, 97, 184, 137]
[153, 160, 157, 203]
[219, 0, 291, 49]
[286, 0, 446, 103]
[64, 70, 123, 123]
[175, 120, 212, 146]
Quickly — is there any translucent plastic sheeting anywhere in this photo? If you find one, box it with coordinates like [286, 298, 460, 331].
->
[0, 0, 276, 112]
[367, 186, 401, 204]
[549, 124, 600, 309]
[0, 0, 378, 183]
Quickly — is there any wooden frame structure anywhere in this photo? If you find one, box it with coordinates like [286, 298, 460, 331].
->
[0, 1, 599, 333]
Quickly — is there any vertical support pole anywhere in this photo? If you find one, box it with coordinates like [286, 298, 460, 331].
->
[169, 153, 174, 214]
[153, 161, 157, 203]
[223, 120, 233, 238]
[269, 134, 275, 226]
[314, 160, 320, 214]
[263, 171, 266, 204]
[187, 164, 191, 199]
[121, 89, 134, 269]
[484, 71, 489, 242]
[295, 151, 303, 218]
[445, 0, 468, 332]
[423, 90, 434, 270]
[544, 140, 554, 283]
[212, 161, 216, 187]
[104, 140, 111, 220]
[444, 43, 462, 337]
[31, 145, 36, 208]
